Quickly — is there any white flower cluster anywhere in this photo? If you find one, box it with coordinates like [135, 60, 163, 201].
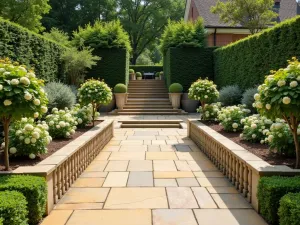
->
[7, 117, 52, 159]
[197, 102, 221, 121]
[45, 108, 77, 138]
[240, 115, 273, 143]
[188, 78, 219, 103]
[71, 104, 94, 127]
[218, 105, 251, 132]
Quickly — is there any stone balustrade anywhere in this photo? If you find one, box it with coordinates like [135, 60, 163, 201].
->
[4, 120, 114, 214]
[188, 120, 300, 211]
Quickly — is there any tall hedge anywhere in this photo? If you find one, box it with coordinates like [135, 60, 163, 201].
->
[129, 65, 163, 74]
[164, 47, 217, 92]
[86, 48, 129, 87]
[214, 16, 300, 90]
[0, 19, 66, 82]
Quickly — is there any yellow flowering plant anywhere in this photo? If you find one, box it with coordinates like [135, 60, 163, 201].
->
[0, 58, 48, 170]
[254, 57, 300, 168]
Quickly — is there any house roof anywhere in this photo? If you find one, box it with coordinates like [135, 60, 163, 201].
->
[191, 0, 300, 28]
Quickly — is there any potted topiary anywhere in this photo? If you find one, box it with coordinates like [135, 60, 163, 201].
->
[129, 69, 136, 80]
[155, 72, 160, 80]
[114, 83, 127, 110]
[136, 72, 142, 80]
[159, 71, 164, 80]
[169, 83, 183, 109]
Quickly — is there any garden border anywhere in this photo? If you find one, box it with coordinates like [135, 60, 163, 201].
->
[187, 119, 300, 212]
[0, 119, 114, 215]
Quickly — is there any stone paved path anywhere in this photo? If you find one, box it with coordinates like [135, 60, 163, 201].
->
[41, 127, 268, 225]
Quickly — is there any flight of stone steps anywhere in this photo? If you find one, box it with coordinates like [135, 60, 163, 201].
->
[111, 80, 187, 115]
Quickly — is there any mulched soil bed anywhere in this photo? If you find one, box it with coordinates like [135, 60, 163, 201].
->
[201, 120, 295, 168]
[0, 121, 102, 171]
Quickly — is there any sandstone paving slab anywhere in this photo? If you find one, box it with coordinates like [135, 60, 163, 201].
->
[102, 146, 120, 152]
[193, 209, 268, 225]
[192, 187, 218, 208]
[134, 131, 159, 136]
[80, 172, 108, 178]
[108, 140, 121, 146]
[207, 187, 239, 194]
[103, 172, 129, 187]
[105, 161, 129, 171]
[156, 136, 169, 140]
[104, 187, 168, 209]
[66, 209, 152, 225]
[144, 140, 152, 145]
[211, 194, 252, 209]
[152, 140, 167, 146]
[111, 136, 127, 141]
[154, 160, 177, 171]
[197, 178, 233, 187]
[166, 140, 179, 145]
[188, 161, 219, 171]
[72, 178, 105, 188]
[59, 188, 109, 204]
[146, 152, 178, 160]
[193, 171, 224, 178]
[175, 161, 192, 171]
[109, 152, 145, 160]
[127, 172, 153, 186]
[177, 178, 199, 187]
[85, 161, 108, 172]
[176, 152, 207, 161]
[167, 187, 198, 208]
[127, 136, 156, 140]
[154, 171, 194, 179]
[121, 140, 144, 145]
[127, 160, 153, 171]
[153, 209, 198, 225]
[55, 203, 103, 210]
[154, 179, 178, 187]
[40, 210, 73, 225]
[120, 145, 147, 152]
[160, 145, 177, 152]
[175, 145, 192, 152]
[148, 146, 161, 152]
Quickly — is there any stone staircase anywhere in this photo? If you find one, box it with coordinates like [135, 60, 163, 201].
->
[111, 80, 186, 115]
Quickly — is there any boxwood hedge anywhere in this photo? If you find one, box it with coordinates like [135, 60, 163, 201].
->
[214, 16, 300, 90]
[0, 18, 66, 82]
[0, 175, 47, 225]
[0, 191, 28, 225]
[257, 176, 300, 225]
[278, 193, 300, 225]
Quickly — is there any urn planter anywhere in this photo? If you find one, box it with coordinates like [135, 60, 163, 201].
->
[181, 93, 199, 113]
[169, 93, 182, 109]
[130, 73, 136, 80]
[115, 93, 127, 110]
[137, 77, 142, 80]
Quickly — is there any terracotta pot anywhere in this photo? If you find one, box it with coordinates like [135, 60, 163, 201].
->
[115, 93, 127, 110]
[169, 93, 182, 109]
[130, 73, 136, 80]
[137, 77, 142, 80]
[181, 93, 200, 113]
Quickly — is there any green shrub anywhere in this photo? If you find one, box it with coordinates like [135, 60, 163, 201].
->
[198, 102, 221, 121]
[136, 72, 142, 77]
[278, 193, 300, 225]
[218, 85, 242, 106]
[257, 176, 300, 225]
[155, 72, 160, 77]
[214, 16, 300, 89]
[169, 83, 183, 93]
[129, 69, 135, 74]
[114, 84, 127, 93]
[0, 175, 47, 225]
[242, 88, 258, 112]
[71, 104, 93, 128]
[0, 18, 66, 81]
[0, 191, 28, 225]
[44, 82, 76, 110]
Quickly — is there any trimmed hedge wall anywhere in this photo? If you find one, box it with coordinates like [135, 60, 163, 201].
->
[214, 16, 300, 90]
[164, 47, 217, 92]
[129, 65, 163, 74]
[257, 176, 300, 225]
[0, 175, 47, 225]
[279, 193, 300, 225]
[0, 19, 66, 82]
[87, 48, 129, 88]
[0, 191, 28, 225]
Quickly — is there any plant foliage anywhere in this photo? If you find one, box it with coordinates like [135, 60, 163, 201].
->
[219, 85, 242, 106]
[278, 193, 300, 225]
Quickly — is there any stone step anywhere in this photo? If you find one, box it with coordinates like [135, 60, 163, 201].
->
[123, 105, 173, 109]
[119, 120, 183, 124]
[128, 93, 169, 98]
[128, 88, 168, 91]
[118, 109, 180, 112]
[116, 112, 180, 115]
[127, 98, 170, 102]
[121, 123, 181, 128]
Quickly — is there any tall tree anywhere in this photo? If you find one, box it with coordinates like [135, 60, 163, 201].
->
[117, 0, 185, 64]
[0, 0, 51, 32]
[211, 0, 278, 34]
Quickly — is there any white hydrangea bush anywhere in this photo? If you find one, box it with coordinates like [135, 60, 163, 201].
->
[72, 104, 97, 127]
[240, 115, 273, 143]
[45, 108, 77, 138]
[197, 102, 221, 121]
[218, 105, 251, 132]
[8, 117, 52, 159]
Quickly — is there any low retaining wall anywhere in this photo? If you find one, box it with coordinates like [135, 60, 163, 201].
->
[5, 120, 114, 214]
[188, 120, 300, 212]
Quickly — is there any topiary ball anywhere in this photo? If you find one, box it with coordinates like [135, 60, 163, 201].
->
[136, 72, 142, 77]
[114, 83, 127, 93]
[155, 72, 160, 77]
[169, 83, 183, 93]
[218, 85, 242, 106]
[129, 69, 135, 74]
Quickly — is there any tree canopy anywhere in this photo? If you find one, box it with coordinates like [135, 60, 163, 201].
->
[211, 0, 278, 34]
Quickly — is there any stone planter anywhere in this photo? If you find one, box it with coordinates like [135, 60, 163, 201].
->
[130, 73, 136, 80]
[99, 96, 116, 112]
[115, 93, 127, 110]
[169, 93, 182, 109]
[137, 77, 142, 80]
[181, 93, 199, 113]
[159, 75, 164, 80]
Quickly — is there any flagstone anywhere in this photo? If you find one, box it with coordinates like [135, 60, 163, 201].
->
[119, 145, 147, 152]
[72, 178, 105, 188]
[192, 187, 218, 208]
[55, 203, 103, 210]
[206, 187, 239, 194]
[175, 161, 192, 171]
[103, 172, 129, 187]
[148, 146, 161, 152]
[197, 178, 233, 187]
[175, 145, 192, 152]
[153, 209, 198, 225]
[127, 136, 156, 140]
[154, 179, 178, 187]
[80, 172, 108, 178]
[188, 161, 218, 171]
[85, 161, 108, 172]
[176, 152, 207, 161]
[154, 160, 177, 171]
[146, 152, 178, 160]
[105, 161, 129, 171]
[102, 146, 120, 152]
[127, 160, 153, 171]
[152, 140, 167, 145]
[154, 171, 194, 179]
[109, 152, 145, 160]
[176, 178, 199, 187]
[166, 187, 198, 209]
[59, 188, 109, 204]
[193, 171, 224, 178]
[127, 172, 153, 187]
[211, 194, 252, 209]
[121, 140, 144, 145]
[40, 210, 73, 225]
